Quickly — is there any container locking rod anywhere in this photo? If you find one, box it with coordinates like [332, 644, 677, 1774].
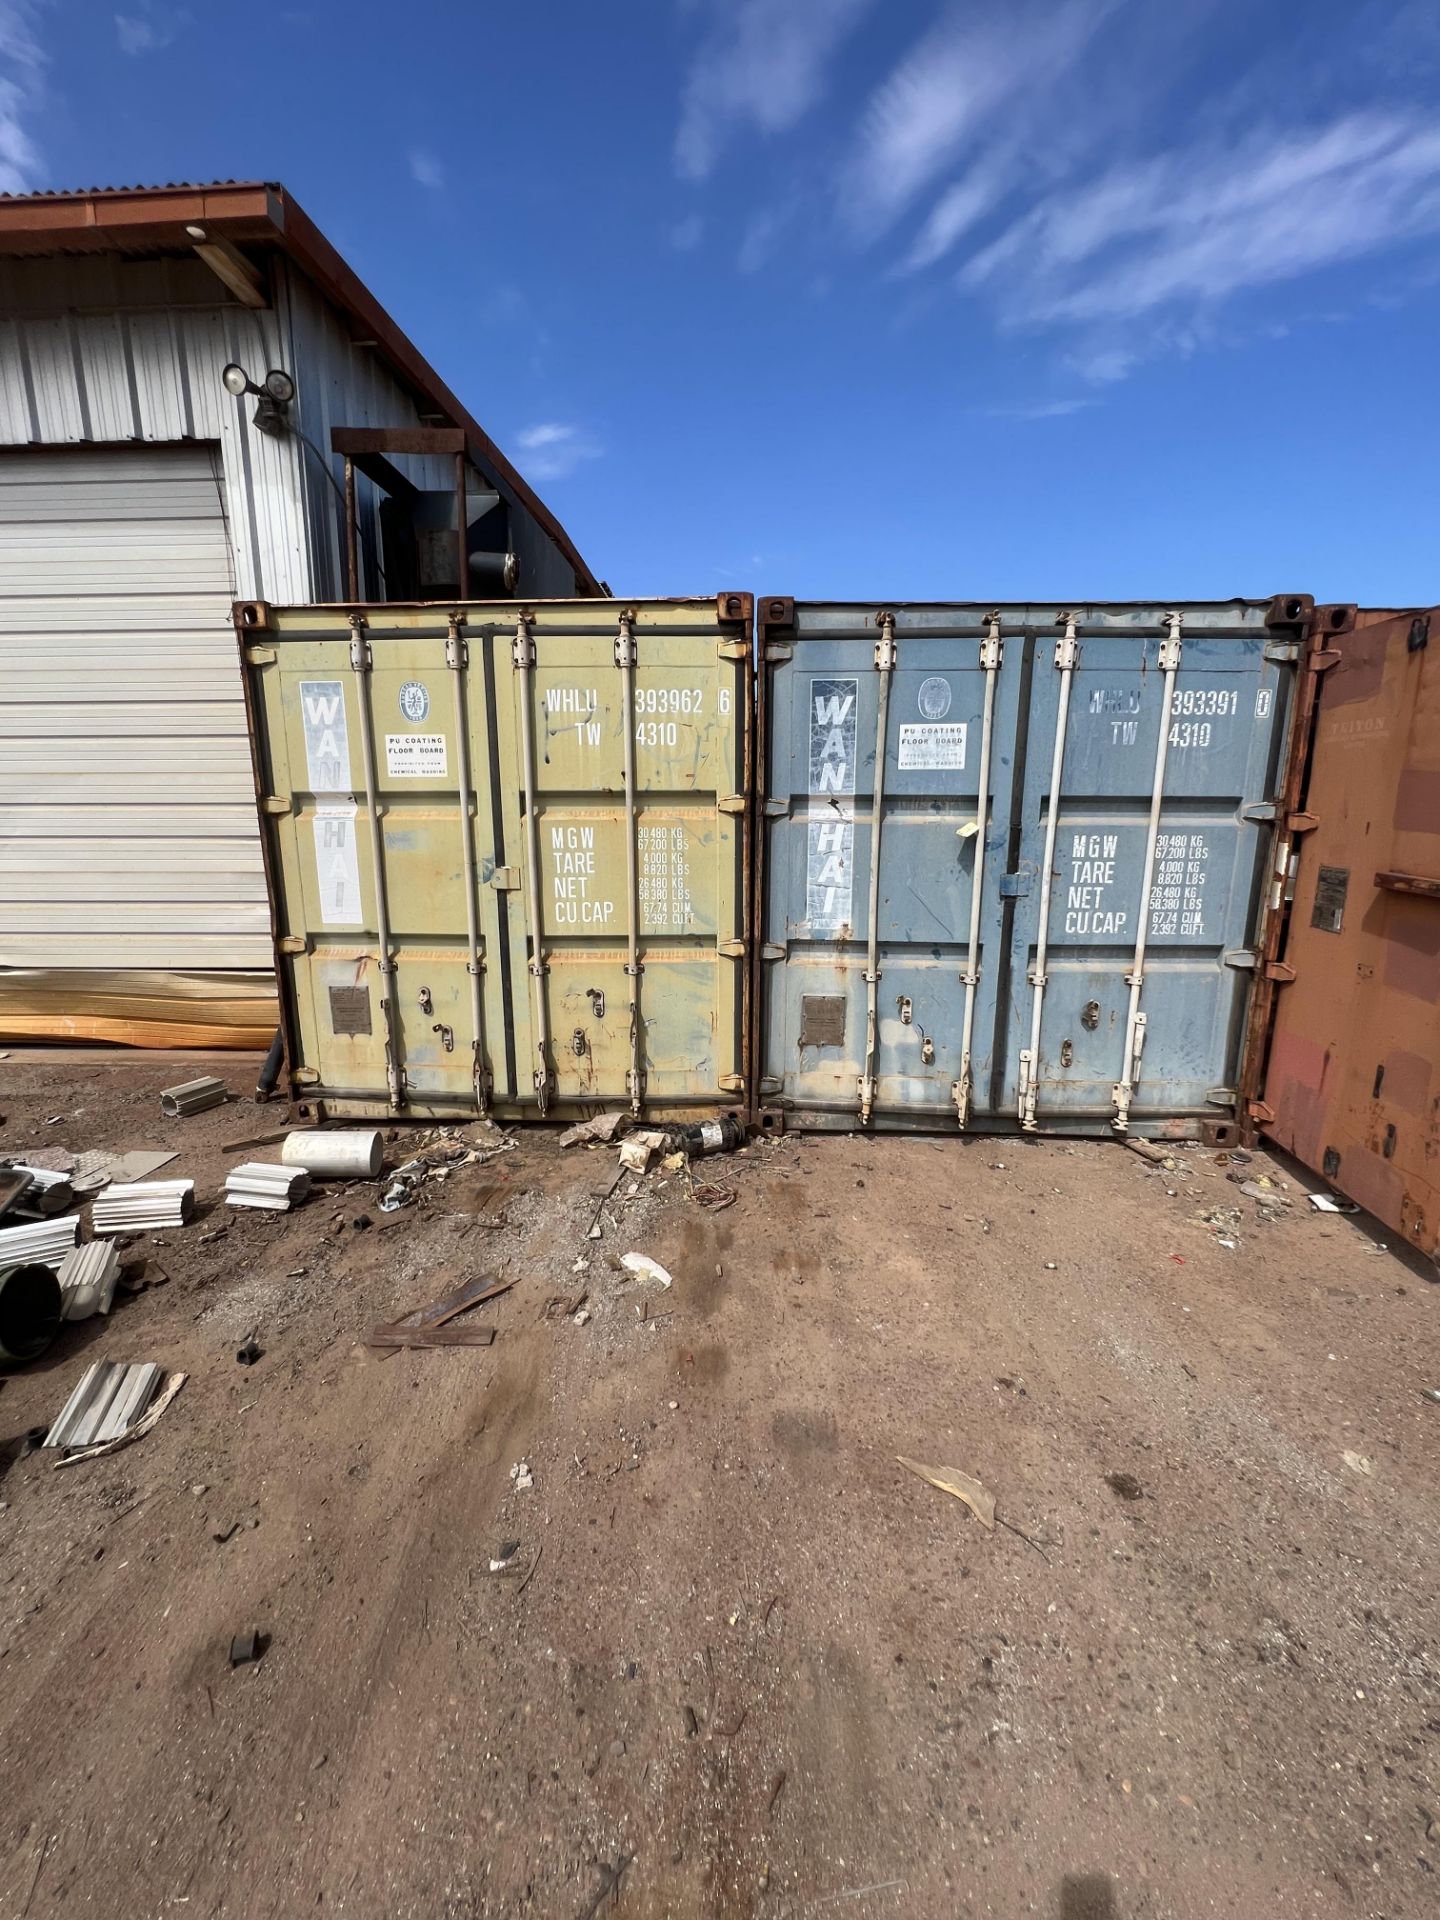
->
[955, 613, 1002, 1127]
[348, 615, 403, 1112]
[859, 614, 896, 1126]
[1020, 614, 1079, 1131]
[447, 617, 490, 1113]
[513, 611, 552, 1114]
[616, 611, 645, 1117]
[1113, 614, 1182, 1133]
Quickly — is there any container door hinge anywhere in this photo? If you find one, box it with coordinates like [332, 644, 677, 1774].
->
[762, 941, 787, 962]
[1207, 1086, 1237, 1108]
[1242, 802, 1278, 825]
[1248, 1098, 1276, 1124]
[763, 797, 789, 818]
[244, 645, 277, 666]
[1307, 648, 1341, 674]
[760, 1075, 783, 1097]
[490, 866, 521, 890]
[718, 938, 746, 958]
[1264, 640, 1301, 665]
[1017, 1049, 1038, 1131]
[278, 934, 308, 956]
[292, 1067, 320, 1087]
[1287, 811, 1319, 834]
[1265, 960, 1297, 983]
[262, 794, 293, 815]
[717, 795, 746, 814]
[512, 619, 535, 669]
[718, 1073, 744, 1094]
[717, 638, 749, 660]
[764, 641, 794, 663]
[445, 629, 468, 669]
[1222, 948, 1257, 970]
[348, 626, 371, 672]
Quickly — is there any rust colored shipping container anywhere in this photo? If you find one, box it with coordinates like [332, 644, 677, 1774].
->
[1258, 605, 1439, 1256]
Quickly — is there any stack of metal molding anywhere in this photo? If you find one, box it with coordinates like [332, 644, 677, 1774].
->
[56, 1241, 121, 1320]
[0, 1214, 80, 1269]
[44, 1361, 162, 1449]
[224, 1162, 311, 1211]
[92, 1180, 194, 1233]
[159, 1076, 228, 1119]
[4, 1165, 77, 1216]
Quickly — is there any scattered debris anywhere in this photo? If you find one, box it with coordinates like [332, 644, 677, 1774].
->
[575, 1852, 633, 1920]
[488, 1540, 521, 1573]
[369, 1274, 516, 1356]
[1105, 1471, 1144, 1500]
[620, 1251, 673, 1290]
[1341, 1450, 1374, 1477]
[676, 1115, 744, 1159]
[585, 1167, 627, 1240]
[3, 1165, 76, 1217]
[92, 1180, 194, 1233]
[225, 1162, 311, 1211]
[618, 1128, 670, 1173]
[0, 1213, 79, 1271]
[71, 1149, 179, 1190]
[160, 1076, 228, 1119]
[45, 1360, 165, 1449]
[558, 1111, 632, 1148]
[236, 1338, 263, 1367]
[510, 1460, 534, 1492]
[1421, 1388, 1440, 1405]
[56, 1241, 121, 1320]
[229, 1629, 267, 1667]
[0, 1260, 63, 1362]
[51, 1372, 185, 1468]
[0, 1166, 31, 1221]
[378, 1127, 513, 1211]
[366, 1323, 497, 1350]
[279, 1129, 383, 1179]
[1125, 1138, 1174, 1167]
[1309, 1192, 1358, 1214]
[897, 1455, 996, 1529]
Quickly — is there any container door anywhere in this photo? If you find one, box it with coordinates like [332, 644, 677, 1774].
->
[1002, 618, 1294, 1130]
[758, 607, 1020, 1125]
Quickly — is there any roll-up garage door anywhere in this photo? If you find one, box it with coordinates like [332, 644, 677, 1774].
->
[0, 444, 276, 1043]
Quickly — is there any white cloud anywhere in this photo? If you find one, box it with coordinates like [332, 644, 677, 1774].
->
[962, 113, 1440, 328]
[514, 421, 601, 482]
[674, 0, 872, 181]
[0, 1, 44, 193]
[409, 148, 445, 191]
[842, 0, 1112, 245]
[737, 204, 792, 274]
[114, 4, 187, 55]
[985, 397, 1097, 420]
[668, 212, 704, 252]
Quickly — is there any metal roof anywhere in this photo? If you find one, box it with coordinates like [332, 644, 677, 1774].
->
[0, 181, 600, 593]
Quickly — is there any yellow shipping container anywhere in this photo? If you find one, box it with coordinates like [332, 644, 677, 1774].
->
[238, 596, 751, 1122]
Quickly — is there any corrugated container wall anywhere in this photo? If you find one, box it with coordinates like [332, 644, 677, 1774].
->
[1260, 605, 1439, 1255]
[240, 596, 750, 1123]
[754, 596, 1313, 1138]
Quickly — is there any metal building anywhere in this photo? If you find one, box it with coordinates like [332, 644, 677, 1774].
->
[0, 181, 599, 1047]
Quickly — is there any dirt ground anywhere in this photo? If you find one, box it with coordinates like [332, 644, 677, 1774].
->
[0, 1052, 1436, 1920]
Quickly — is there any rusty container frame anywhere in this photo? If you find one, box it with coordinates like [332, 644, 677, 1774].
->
[1256, 603, 1439, 1255]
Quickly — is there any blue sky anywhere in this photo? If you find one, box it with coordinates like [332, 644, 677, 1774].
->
[4, 0, 1439, 602]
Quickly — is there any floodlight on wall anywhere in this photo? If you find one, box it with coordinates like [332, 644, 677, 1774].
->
[220, 361, 295, 435]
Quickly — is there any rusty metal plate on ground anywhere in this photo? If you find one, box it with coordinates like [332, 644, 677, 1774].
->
[328, 985, 372, 1036]
[799, 994, 846, 1048]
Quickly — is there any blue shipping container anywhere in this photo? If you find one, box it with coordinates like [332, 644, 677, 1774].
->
[754, 597, 1312, 1136]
